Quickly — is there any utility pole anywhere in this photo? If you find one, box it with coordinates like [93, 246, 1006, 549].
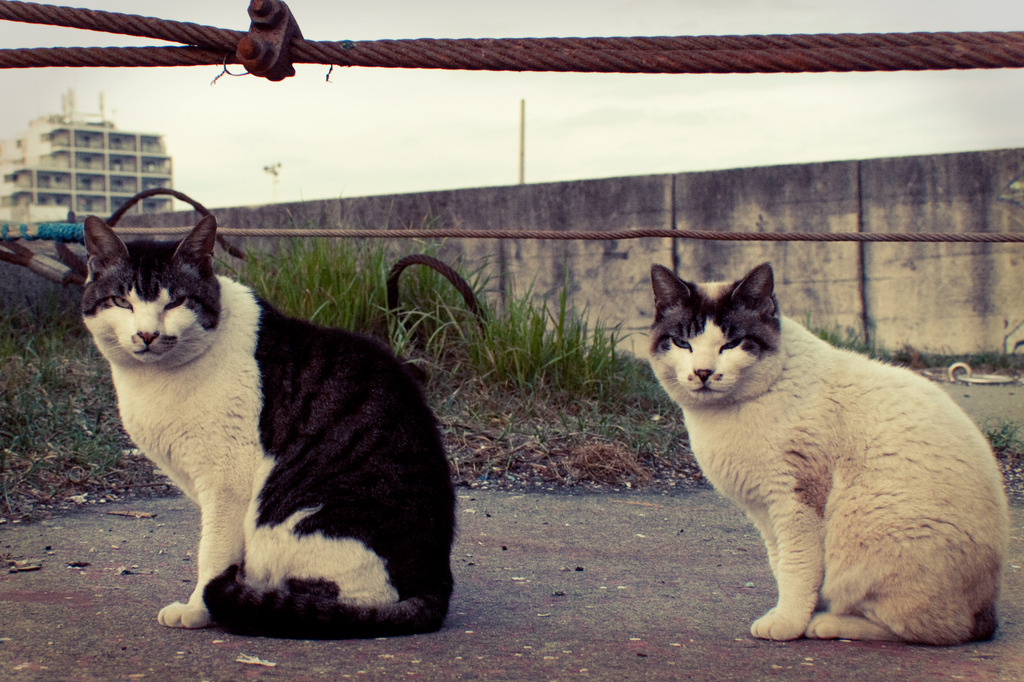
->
[518, 99, 525, 185]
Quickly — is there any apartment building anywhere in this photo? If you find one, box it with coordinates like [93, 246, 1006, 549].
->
[0, 112, 173, 223]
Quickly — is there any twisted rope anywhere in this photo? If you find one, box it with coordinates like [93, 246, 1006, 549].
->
[298, 32, 1024, 73]
[0, 2, 244, 48]
[1, 221, 81, 241]
[9, 222, 1023, 243]
[0, 45, 236, 68]
[1, 1, 1023, 74]
[100, 227, 1024, 243]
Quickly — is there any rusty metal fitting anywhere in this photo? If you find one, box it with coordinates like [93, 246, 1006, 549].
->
[235, 0, 302, 81]
[249, 0, 283, 22]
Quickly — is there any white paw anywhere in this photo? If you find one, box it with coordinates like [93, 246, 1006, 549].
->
[750, 608, 809, 641]
[157, 601, 212, 629]
[805, 613, 840, 639]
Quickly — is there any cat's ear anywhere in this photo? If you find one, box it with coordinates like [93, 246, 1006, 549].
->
[651, 264, 693, 318]
[173, 215, 217, 266]
[731, 262, 777, 317]
[83, 216, 129, 279]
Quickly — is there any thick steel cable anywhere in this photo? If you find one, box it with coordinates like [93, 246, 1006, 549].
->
[1, 1, 1024, 73]
[387, 254, 486, 327]
[1, 35, 1023, 73]
[0, 1, 244, 48]
[111, 227, 1024, 243]
[107, 188, 213, 225]
[299, 33, 1024, 73]
[0, 45, 235, 68]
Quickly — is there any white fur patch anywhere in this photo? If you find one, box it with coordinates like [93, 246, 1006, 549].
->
[100, 278, 263, 494]
[243, 459, 399, 607]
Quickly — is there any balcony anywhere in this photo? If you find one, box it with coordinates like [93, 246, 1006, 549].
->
[74, 130, 105, 150]
[36, 171, 71, 190]
[108, 133, 137, 152]
[139, 136, 165, 154]
[47, 129, 71, 147]
[39, 152, 72, 169]
[141, 197, 172, 213]
[110, 176, 139, 194]
[140, 156, 171, 175]
[108, 154, 137, 173]
[10, 190, 33, 205]
[74, 152, 105, 171]
[8, 170, 33, 188]
[141, 177, 170, 190]
[76, 173, 106, 192]
[76, 194, 108, 213]
[36, 192, 72, 208]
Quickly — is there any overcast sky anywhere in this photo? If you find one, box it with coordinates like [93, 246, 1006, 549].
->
[1, 1, 1023, 210]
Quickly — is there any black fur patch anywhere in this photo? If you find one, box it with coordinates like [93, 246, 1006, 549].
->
[203, 562, 449, 639]
[650, 263, 781, 357]
[250, 299, 456, 634]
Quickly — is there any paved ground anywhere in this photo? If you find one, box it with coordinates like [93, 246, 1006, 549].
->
[937, 381, 1024, 426]
[1, 380, 1021, 681]
[1, 488, 1022, 681]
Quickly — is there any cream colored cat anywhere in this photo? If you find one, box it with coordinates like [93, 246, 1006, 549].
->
[648, 262, 1009, 645]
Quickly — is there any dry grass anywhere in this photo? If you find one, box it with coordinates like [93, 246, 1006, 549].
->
[448, 429, 655, 488]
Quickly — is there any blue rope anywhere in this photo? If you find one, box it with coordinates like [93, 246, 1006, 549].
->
[0, 222, 85, 243]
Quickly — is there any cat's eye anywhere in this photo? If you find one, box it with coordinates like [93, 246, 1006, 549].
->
[672, 338, 692, 351]
[721, 338, 744, 352]
[165, 297, 187, 310]
[111, 296, 132, 310]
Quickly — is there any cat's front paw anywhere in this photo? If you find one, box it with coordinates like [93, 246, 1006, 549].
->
[157, 601, 212, 629]
[750, 608, 809, 641]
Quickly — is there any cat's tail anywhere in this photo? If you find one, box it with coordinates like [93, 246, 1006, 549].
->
[202, 565, 450, 639]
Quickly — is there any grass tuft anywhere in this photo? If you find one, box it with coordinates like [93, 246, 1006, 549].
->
[0, 294, 157, 518]
[984, 418, 1024, 461]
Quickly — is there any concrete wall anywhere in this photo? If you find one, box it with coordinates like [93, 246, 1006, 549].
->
[860, 153, 1024, 354]
[12, 148, 1022, 356]
[671, 160, 865, 347]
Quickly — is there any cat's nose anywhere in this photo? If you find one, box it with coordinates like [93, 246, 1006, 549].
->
[137, 331, 160, 346]
[694, 369, 714, 383]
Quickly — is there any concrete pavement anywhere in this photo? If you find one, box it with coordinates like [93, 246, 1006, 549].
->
[937, 381, 1024, 426]
[2, 487, 1022, 681]
[2, 377, 1021, 680]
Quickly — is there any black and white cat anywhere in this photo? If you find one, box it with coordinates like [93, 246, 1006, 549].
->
[81, 215, 455, 639]
[649, 262, 1009, 645]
